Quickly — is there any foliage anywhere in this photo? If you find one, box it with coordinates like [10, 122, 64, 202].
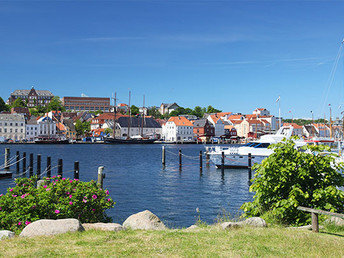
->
[206, 105, 222, 114]
[167, 105, 221, 118]
[11, 97, 27, 108]
[104, 128, 112, 135]
[29, 106, 47, 117]
[0, 97, 10, 112]
[241, 139, 344, 225]
[130, 105, 140, 116]
[147, 107, 162, 119]
[75, 120, 91, 136]
[283, 118, 327, 126]
[46, 96, 66, 112]
[0, 176, 115, 232]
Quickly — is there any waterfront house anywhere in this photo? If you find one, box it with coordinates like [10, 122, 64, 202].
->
[312, 123, 331, 137]
[162, 116, 194, 142]
[192, 118, 215, 142]
[90, 113, 129, 130]
[8, 87, 54, 108]
[26, 116, 38, 141]
[207, 114, 225, 137]
[0, 114, 25, 141]
[37, 116, 57, 137]
[159, 103, 179, 115]
[116, 116, 162, 139]
[63, 119, 77, 140]
[283, 123, 303, 136]
[11, 107, 30, 119]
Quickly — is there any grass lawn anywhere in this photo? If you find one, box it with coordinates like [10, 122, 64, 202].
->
[1, 226, 344, 257]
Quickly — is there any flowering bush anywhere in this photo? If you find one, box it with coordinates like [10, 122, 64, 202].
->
[0, 176, 115, 232]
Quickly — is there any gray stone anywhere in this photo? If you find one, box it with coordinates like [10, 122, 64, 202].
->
[36, 180, 46, 188]
[220, 222, 242, 230]
[82, 223, 124, 232]
[243, 217, 267, 227]
[327, 217, 344, 226]
[288, 225, 324, 230]
[123, 210, 167, 230]
[0, 230, 15, 240]
[20, 219, 84, 237]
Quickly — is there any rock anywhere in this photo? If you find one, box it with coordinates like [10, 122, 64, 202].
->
[187, 225, 199, 230]
[0, 230, 15, 240]
[327, 217, 344, 226]
[82, 223, 124, 232]
[288, 225, 324, 230]
[20, 219, 84, 237]
[123, 210, 166, 230]
[243, 217, 267, 227]
[36, 180, 46, 188]
[220, 222, 242, 230]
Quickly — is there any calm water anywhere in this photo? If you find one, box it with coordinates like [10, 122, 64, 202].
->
[0, 144, 253, 228]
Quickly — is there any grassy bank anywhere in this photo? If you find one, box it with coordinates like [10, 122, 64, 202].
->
[1, 226, 344, 257]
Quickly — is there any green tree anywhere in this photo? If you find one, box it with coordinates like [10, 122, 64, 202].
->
[130, 105, 140, 116]
[191, 106, 204, 118]
[11, 98, 27, 108]
[206, 105, 221, 114]
[0, 97, 10, 112]
[75, 120, 91, 136]
[241, 139, 344, 225]
[147, 107, 162, 119]
[104, 128, 112, 136]
[46, 96, 66, 112]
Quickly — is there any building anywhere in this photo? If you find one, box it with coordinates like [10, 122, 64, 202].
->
[159, 103, 179, 115]
[90, 113, 130, 130]
[63, 119, 77, 140]
[11, 107, 30, 119]
[115, 117, 162, 139]
[37, 116, 57, 137]
[162, 116, 194, 142]
[207, 114, 225, 137]
[26, 116, 38, 141]
[0, 114, 26, 141]
[62, 97, 110, 112]
[8, 87, 54, 108]
[313, 123, 331, 137]
[192, 119, 214, 141]
[283, 123, 303, 136]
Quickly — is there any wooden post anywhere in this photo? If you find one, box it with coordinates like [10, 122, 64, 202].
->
[206, 147, 210, 165]
[162, 146, 166, 167]
[199, 150, 203, 170]
[248, 153, 252, 180]
[22, 152, 26, 174]
[16, 151, 20, 173]
[97, 166, 105, 188]
[221, 151, 225, 169]
[58, 159, 63, 177]
[37, 154, 41, 178]
[4, 148, 10, 170]
[311, 212, 319, 233]
[179, 149, 182, 169]
[29, 153, 33, 177]
[46, 157, 51, 178]
[74, 161, 79, 179]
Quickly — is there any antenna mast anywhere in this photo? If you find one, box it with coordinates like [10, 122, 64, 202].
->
[127, 91, 131, 139]
[112, 92, 117, 139]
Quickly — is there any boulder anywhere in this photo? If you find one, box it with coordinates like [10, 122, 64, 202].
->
[243, 217, 267, 227]
[220, 222, 242, 230]
[123, 210, 167, 230]
[36, 180, 46, 188]
[327, 216, 344, 227]
[20, 219, 84, 237]
[82, 223, 124, 232]
[183, 225, 201, 231]
[0, 230, 15, 240]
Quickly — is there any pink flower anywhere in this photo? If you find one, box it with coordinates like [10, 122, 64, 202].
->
[0, 207, 2, 211]
[69, 195, 72, 198]
[12, 195, 17, 197]
[69, 201, 73, 205]
[53, 183, 56, 185]
[0, 194, 3, 197]
[92, 209, 95, 211]
[46, 188, 50, 191]
[23, 184, 26, 186]
[105, 190, 109, 195]
[66, 192, 70, 195]
[55, 210, 60, 214]
[21, 194, 26, 199]
[43, 185, 47, 188]
[92, 195, 97, 199]
[9, 188, 13, 192]
[107, 198, 111, 202]
[25, 221, 30, 225]
[18, 222, 22, 226]
[82, 199, 87, 203]
[62, 178, 66, 180]
[73, 188, 76, 191]
[74, 179, 79, 181]
[69, 180, 73, 183]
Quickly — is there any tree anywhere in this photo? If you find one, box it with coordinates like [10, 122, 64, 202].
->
[191, 106, 204, 118]
[46, 96, 66, 112]
[147, 107, 162, 119]
[0, 97, 10, 112]
[75, 120, 91, 136]
[206, 105, 221, 114]
[11, 98, 26, 108]
[241, 139, 344, 226]
[104, 128, 112, 136]
[130, 105, 140, 116]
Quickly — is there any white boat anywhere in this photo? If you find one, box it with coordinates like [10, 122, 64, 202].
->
[207, 125, 306, 168]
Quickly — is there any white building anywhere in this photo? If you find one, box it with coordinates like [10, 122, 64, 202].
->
[37, 116, 57, 137]
[116, 117, 162, 139]
[207, 114, 225, 137]
[159, 103, 179, 115]
[26, 116, 39, 141]
[162, 116, 194, 142]
[0, 114, 25, 141]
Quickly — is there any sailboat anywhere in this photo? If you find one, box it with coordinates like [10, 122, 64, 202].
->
[104, 92, 156, 144]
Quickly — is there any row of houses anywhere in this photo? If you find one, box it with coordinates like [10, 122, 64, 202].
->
[283, 122, 342, 139]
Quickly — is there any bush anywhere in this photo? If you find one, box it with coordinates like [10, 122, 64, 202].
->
[0, 176, 115, 232]
[241, 139, 344, 226]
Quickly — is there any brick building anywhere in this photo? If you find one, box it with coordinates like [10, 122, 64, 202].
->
[8, 87, 54, 108]
[62, 97, 110, 112]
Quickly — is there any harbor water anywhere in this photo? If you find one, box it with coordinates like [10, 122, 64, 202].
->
[0, 144, 253, 228]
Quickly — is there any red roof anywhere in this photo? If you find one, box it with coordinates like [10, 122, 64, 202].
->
[168, 116, 193, 126]
[284, 123, 303, 129]
[228, 114, 243, 120]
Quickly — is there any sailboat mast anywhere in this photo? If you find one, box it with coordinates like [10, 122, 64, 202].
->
[141, 95, 145, 137]
[112, 92, 117, 139]
[127, 91, 131, 139]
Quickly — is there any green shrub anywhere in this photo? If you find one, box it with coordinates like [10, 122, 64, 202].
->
[241, 139, 344, 226]
[0, 176, 115, 232]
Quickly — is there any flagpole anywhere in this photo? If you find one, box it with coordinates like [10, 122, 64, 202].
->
[279, 98, 281, 129]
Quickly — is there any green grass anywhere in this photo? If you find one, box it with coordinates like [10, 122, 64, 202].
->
[1, 226, 344, 257]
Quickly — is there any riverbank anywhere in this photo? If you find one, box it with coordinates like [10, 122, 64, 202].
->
[1, 226, 344, 257]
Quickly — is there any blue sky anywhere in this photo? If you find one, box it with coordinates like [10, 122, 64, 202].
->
[1, 1, 344, 119]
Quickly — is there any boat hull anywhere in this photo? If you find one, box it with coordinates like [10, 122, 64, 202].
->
[210, 153, 268, 168]
[34, 139, 69, 144]
[104, 137, 156, 144]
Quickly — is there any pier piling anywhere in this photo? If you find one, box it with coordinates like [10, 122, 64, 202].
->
[74, 161, 79, 179]
[97, 166, 105, 188]
[16, 151, 20, 173]
[58, 159, 63, 177]
[199, 151, 203, 170]
[29, 153, 33, 177]
[22, 152, 26, 174]
[206, 148, 210, 165]
[221, 151, 225, 170]
[248, 153, 252, 180]
[179, 149, 182, 169]
[4, 148, 10, 170]
[37, 154, 41, 179]
[162, 146, 166, 167]
[46, 157, 51, 178]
